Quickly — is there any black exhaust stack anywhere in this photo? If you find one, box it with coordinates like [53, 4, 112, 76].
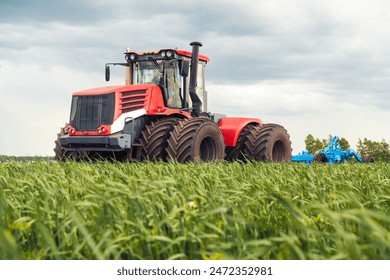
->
[189, 41, 202, 117]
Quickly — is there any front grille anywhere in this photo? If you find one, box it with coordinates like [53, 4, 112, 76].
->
[121, 90, 147, 113]
[70, 93, 115, 131]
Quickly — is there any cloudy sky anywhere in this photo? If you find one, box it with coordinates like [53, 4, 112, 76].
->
[1, 0, 389, 156]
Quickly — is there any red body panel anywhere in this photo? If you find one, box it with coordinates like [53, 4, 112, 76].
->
[175, 49, 210, 62]
[73, 85, 133, 96]
[143, 86, 191, 118]
[218, 117, 263, 147]
[68, 124, 112, 136]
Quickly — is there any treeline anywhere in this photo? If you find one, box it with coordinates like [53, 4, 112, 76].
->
[2, 136, 390, 163]
[305, 134, 390, 162]
[0, 155, 54, 162]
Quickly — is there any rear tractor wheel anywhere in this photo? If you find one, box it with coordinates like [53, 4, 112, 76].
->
[243, 124, 292, 162]
[225, 124, 258, 161]
[166, 118, 225, 163]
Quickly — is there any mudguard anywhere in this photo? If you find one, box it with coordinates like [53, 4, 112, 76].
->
[218, 117, 263, 147]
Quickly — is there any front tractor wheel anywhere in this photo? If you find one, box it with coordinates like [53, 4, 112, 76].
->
[54, 123, 80, 161]
[166, 118, 225, 163]
[243, 124, 292, 162]
[138, 117, 180, 161]
[53, 123, 94, 161]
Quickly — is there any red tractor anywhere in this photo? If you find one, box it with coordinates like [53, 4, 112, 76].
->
[54, 41, 292, 162]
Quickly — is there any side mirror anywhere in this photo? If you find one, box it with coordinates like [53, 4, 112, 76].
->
[105, 65, 110, 81]
[180, 61, 189, 77]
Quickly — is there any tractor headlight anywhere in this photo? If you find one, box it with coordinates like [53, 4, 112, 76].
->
[67, 125, 76, 135]
[160, 50, 175, 58]
[125, 53, 138, 62]
[96, 124, 110, 135]
[166, 50, 173, 58]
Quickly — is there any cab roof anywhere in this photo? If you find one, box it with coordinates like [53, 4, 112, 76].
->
[125, 48, 210, 62]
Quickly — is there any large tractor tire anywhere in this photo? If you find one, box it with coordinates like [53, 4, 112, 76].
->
[53, 124, 94, 161]
[138, 117, 180, 161]
[54, 124, 71, 161]
[243, 124, 292, 162]
[225, 124, 258, 161]
[166, 117, 225, 163]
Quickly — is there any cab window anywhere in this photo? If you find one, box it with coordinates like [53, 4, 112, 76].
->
[166, 61, 183, 108]
[133, 61, 161, 84]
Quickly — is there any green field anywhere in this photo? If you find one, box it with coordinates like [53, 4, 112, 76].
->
[0, 161, 389, 260]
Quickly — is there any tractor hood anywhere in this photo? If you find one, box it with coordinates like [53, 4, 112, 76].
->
[68, 83, 190, 137]
[68, 84, 160, 135]
[72, 84, 155, 96]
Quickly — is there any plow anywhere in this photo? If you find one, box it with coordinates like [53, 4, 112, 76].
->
[291, 136, 374, 164]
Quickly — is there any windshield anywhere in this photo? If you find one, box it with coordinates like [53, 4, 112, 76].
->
[133, 60, 183, 108]
[133, 61, 162, 84]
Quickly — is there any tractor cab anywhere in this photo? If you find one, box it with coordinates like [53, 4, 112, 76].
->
[105, 46, 209, 113]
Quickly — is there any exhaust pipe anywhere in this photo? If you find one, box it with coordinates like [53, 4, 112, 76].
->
[189, 41, 202, 117]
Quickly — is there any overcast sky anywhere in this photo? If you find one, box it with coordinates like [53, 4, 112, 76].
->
[1, 0, 389, 156]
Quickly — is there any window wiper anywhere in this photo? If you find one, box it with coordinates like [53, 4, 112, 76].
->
[148, 57, 162, 73]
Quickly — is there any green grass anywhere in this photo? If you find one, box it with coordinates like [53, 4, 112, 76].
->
[0, 161, 389, 260]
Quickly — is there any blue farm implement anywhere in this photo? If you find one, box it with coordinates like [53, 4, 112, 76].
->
[291, 136, 374, 164]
